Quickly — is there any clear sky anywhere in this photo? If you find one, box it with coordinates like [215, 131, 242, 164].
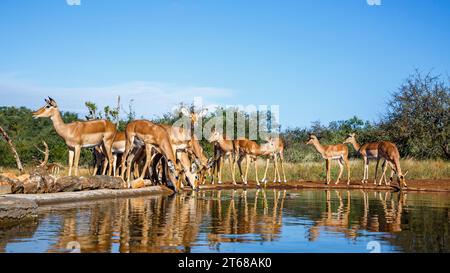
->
[0, 0, 449, 128]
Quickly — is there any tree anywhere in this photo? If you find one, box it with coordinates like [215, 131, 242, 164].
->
[381, 71, 450, 159]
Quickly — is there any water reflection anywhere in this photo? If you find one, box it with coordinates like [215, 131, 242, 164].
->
[0, 189, 449, 253]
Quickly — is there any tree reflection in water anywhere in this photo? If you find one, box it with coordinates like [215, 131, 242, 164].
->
[1, 189, 449, 253]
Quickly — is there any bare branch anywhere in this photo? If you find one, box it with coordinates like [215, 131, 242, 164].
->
[0, 125, 24, 172]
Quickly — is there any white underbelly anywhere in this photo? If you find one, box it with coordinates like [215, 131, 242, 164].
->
[82, 143, 100, 148]
[113, 147, 126, 154]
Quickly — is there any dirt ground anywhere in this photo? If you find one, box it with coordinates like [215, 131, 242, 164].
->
[198, 179, 450, 193]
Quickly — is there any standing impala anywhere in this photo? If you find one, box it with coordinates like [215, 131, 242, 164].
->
[93, 131, 126, 176]
[33, 97, 116, 176]
[343, 133, 382, 184]
[261, 136, 287, 183]
[234, 138, 274, 186]
[120, 120, 181, 191]
[306, 135, 350, 185]
[376, 141, 408, 188]
[208, 129, 237, 185]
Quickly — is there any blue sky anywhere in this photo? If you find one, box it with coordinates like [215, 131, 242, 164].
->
[0, 0, 449, 128]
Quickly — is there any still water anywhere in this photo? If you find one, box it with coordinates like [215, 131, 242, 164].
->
[1, 189, 449, 253]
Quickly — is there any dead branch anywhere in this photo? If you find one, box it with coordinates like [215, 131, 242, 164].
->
[0, 125, 24, 172]
[34, 141, 49, 167]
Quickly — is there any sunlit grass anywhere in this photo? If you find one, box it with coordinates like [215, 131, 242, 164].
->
[208, 159, 450, 182]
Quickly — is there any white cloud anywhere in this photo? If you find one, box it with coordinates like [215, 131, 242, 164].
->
[0, 75, 234, 119]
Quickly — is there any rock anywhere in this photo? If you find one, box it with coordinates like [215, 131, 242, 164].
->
[3, 172, 127, 194]
[0, 196, 38, 227]
[130, 179, 153, 189]
[52, 175, 126, 193]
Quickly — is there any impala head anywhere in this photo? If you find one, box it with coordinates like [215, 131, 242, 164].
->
[398, 170, 408, 185]
[343, 133, 356, 144]
[208, 129, 222, 143]
[180, 107, 208, 125]
[33, 97, 58, 119]
[306, 134, 318, 145]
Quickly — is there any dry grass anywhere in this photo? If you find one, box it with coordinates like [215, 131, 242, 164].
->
[209, 158, 450, 182]
[1, 159, 449, 182]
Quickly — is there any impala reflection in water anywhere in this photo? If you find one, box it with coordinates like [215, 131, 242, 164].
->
[0, 189, 449, 253]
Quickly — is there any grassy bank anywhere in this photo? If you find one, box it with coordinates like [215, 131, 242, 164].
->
[210, 159, 450, 182]
[1, 159, 449, 182]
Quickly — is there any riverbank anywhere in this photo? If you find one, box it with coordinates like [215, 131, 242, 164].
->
[198, 179, 450, 193]
[1, 178, 449, 226]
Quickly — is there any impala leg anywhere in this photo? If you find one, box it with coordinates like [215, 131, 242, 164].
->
[374, 157, 380, 185]
[112, 154, 117, 177]
[326, 159, 331, 185]
[120, 134, 134, 179]
[73, 146, 81, 177]
[237, 155, 245, 183]
[344, 156, 351, 185]
[244, 155, 251, 185]
[217, 156, 224, 184]
[388, 161, 395, 186]
[272, 155, 278, 183]
[336, 158, 344, 185]
[101, 148, 109, 176]
[262, 158, 270, 183]
[68, 148, 75, 176]
[254, 158, 260, 186]
[103, 140, 114, 176]
[229, 156, 236, 185]
[280, 152, 287, 183]
[362, 157, 368, 184]
[379, 160, 388, 186]
[139, 145, 152, 181]
[274, 153, 281, 182]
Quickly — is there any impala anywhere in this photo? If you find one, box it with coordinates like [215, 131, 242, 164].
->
[306, 135, 350, 185]
[93, 131, 126, 176]
[234, 138, 274, 186]
[261, 136, 287, 183]
[160, 124, 201, 189]
[343, 133, 383, 184]
[376, 141, 408, 188]
[208, 129, 237, 185]
[33, 97, 117, 176]
[120, 120, 181, 191]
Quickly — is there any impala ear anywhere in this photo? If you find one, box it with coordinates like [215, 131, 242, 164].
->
[48, 97, 57, 106]
[180, 107, 190, 117]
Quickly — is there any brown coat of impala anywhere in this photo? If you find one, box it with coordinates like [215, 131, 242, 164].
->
[306, 135, 350, 185]
[208, 130, 237, 185]
[343, 133, 382, 184]
[120, 120, 181, 191]
[234, 138, 273, 186]
[376, 141, 408, 188]
[160, 124, 200, 189]
[33, 97, 117, 176]
[93, 131, 126, 176]
[261, 136, 287, 183]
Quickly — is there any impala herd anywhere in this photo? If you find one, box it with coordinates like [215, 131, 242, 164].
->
[32, 97, 408, 192]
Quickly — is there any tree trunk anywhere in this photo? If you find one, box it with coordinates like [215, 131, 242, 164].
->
[443, 143, 450, 159]
[0, 126, 23, 172]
